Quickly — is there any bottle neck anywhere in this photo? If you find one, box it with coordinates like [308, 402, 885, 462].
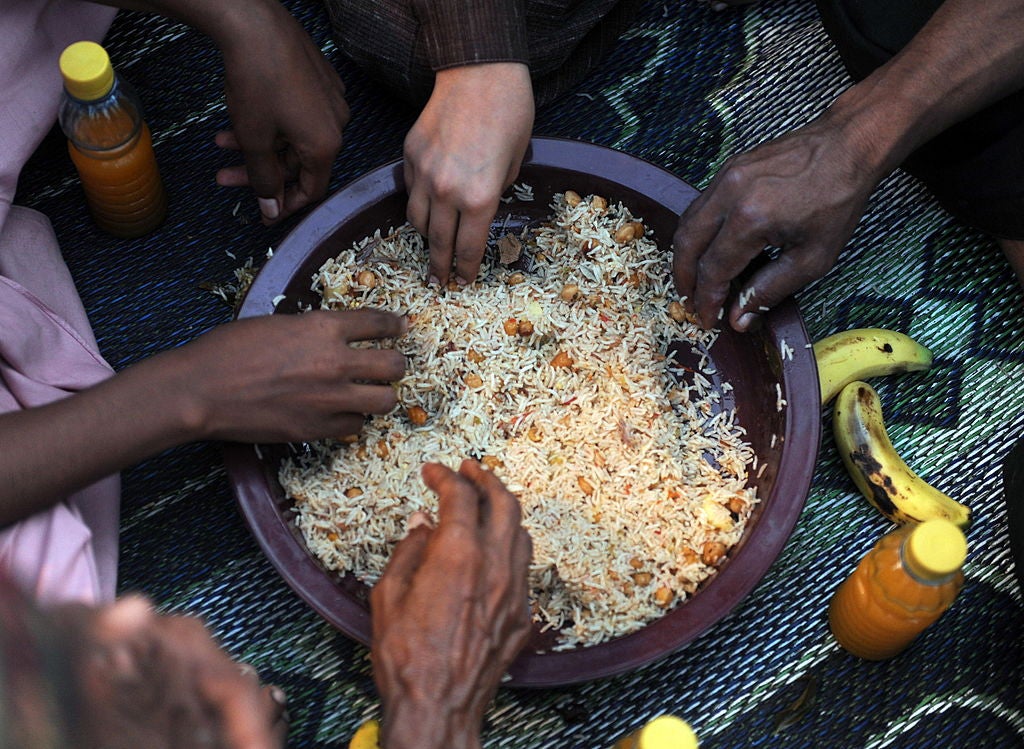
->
[61, 77, 143, 152]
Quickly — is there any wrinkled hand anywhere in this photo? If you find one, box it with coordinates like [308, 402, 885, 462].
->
[371, 460, 533, 749]
[61, 596, 286, 749]
[213, 1, 349, 224]
[404, 62, 534, 286]
[672, 116, 878, 332]
[147, 309, 406, 443]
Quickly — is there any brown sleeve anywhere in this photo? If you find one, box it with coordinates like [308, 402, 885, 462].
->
[411, 0, 530, 71]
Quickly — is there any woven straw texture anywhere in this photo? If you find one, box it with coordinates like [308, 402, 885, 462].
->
[16, 0, 1023, 746]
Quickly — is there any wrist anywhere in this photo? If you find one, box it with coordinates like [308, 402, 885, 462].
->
[819, 79, 922, 181]
[114, 349, 210, 445]
[379, 696, 483, 749]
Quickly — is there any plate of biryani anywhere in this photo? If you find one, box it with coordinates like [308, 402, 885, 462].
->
[224, 137, 820, 687]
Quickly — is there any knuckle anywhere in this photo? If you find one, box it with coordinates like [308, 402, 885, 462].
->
[732, 199, 770, 232]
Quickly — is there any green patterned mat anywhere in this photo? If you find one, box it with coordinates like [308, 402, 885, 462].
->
[15, 0, 1023, 746]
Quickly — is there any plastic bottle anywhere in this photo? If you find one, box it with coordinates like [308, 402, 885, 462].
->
[58, 41, 167, 238]
[828, 518, 967, 660]
[611, 715, 699, 749]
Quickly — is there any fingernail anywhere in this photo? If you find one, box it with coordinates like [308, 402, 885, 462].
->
[712, 2, 728, 10]
[269, 686, 288, 706]
[737, 312, 758, 331]
[408, 511, 434, 530]
[400, 316, 410, 334]
[258, 197, 280, 221]
[455, 275, 469, 287]
[427, 275, 441, 289]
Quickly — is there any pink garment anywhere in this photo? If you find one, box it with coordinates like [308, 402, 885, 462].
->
[0, 0, 119, 606]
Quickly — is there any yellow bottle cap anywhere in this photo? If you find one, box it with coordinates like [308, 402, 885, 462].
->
[60, 41, 115, 100]
[638, 715, 699, 749]
[906, 519, 967, 577]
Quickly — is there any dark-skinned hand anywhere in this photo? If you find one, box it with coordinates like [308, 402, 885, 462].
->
[371, 460, 533, 749]
[60, 596, 287, 749]
[672, 114, 877, 332]
[212, 0, 349, 225]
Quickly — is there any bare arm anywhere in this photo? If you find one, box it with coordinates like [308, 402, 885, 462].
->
[92, 0, 349, 224]
[673, 0, 1024, 331]
[0, 310, 406, 526]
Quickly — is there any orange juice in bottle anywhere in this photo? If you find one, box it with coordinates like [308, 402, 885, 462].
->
[611, 715, 699, 749]
[58, 41, 167, 238]
[828, 518, 967, 661]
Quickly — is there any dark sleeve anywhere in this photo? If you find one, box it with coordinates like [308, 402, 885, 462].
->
[411, 0, 529, 71]
[0, 575, 79, 747]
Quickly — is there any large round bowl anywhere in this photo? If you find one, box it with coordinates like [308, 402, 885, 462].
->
[224, 137, 820, 687]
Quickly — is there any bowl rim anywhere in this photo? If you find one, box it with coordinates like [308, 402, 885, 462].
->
[225, 136, 820, 687]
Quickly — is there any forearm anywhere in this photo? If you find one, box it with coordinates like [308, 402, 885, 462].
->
[0, 356, 199, 526]
[89, 0, 291, 52]
[823, 0, 1024, 179]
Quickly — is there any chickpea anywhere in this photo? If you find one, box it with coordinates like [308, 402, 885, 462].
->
[628, 557, 644, 570]
[668, 301, 688, 323]
[375, 440, 390, 459]
[577, 476, 595, 496]
[464, 373, 483, 389]
[550, 350, 573, 368]
[327, 532, 339, 542]
[503, 318, 519, 336]
[630, 221, 645, 239]
[559, 283, 580, 301]
[682, 547, 699, 565]
[355, 445, 369, 460]
[356, 270, 377, 288]
[591, 195, 608, 212]
[481, 455, 504, 470]
[564, 190, 582, 207]
[654, 586, 675, 608]
[466, 348, 486, 363]
[580, 238, 598, 255]
[508, 272, 526, 285]
[614, 223, 636, 244]
[345, 487, 363, 498]
[527, 426, 543, 442]
[339, 434, 359, 444]
[728, 496, 747, 515]
[631, 571, 653, 587]
[517, 319, 534, 336]
[702, 541, 727, 566]
[406, 405, 428, 426]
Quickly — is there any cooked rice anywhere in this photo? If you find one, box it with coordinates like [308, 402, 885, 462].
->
[279, 192, 762, 649]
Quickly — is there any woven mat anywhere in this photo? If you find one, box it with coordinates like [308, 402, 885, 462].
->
[16, 0, 1023, 746]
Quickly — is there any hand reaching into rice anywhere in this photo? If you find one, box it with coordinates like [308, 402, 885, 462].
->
[166, 308, 408, 444]
[282, 189, 763, 649]
[371, 460, 532, 749]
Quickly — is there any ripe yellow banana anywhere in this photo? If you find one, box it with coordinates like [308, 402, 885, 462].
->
[814, 328, 933, 405]
[832, 380, 971, 528]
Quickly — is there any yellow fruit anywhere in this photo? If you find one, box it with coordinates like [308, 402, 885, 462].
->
[832, 380, 970, 528]
[814, 328, 932, 405]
